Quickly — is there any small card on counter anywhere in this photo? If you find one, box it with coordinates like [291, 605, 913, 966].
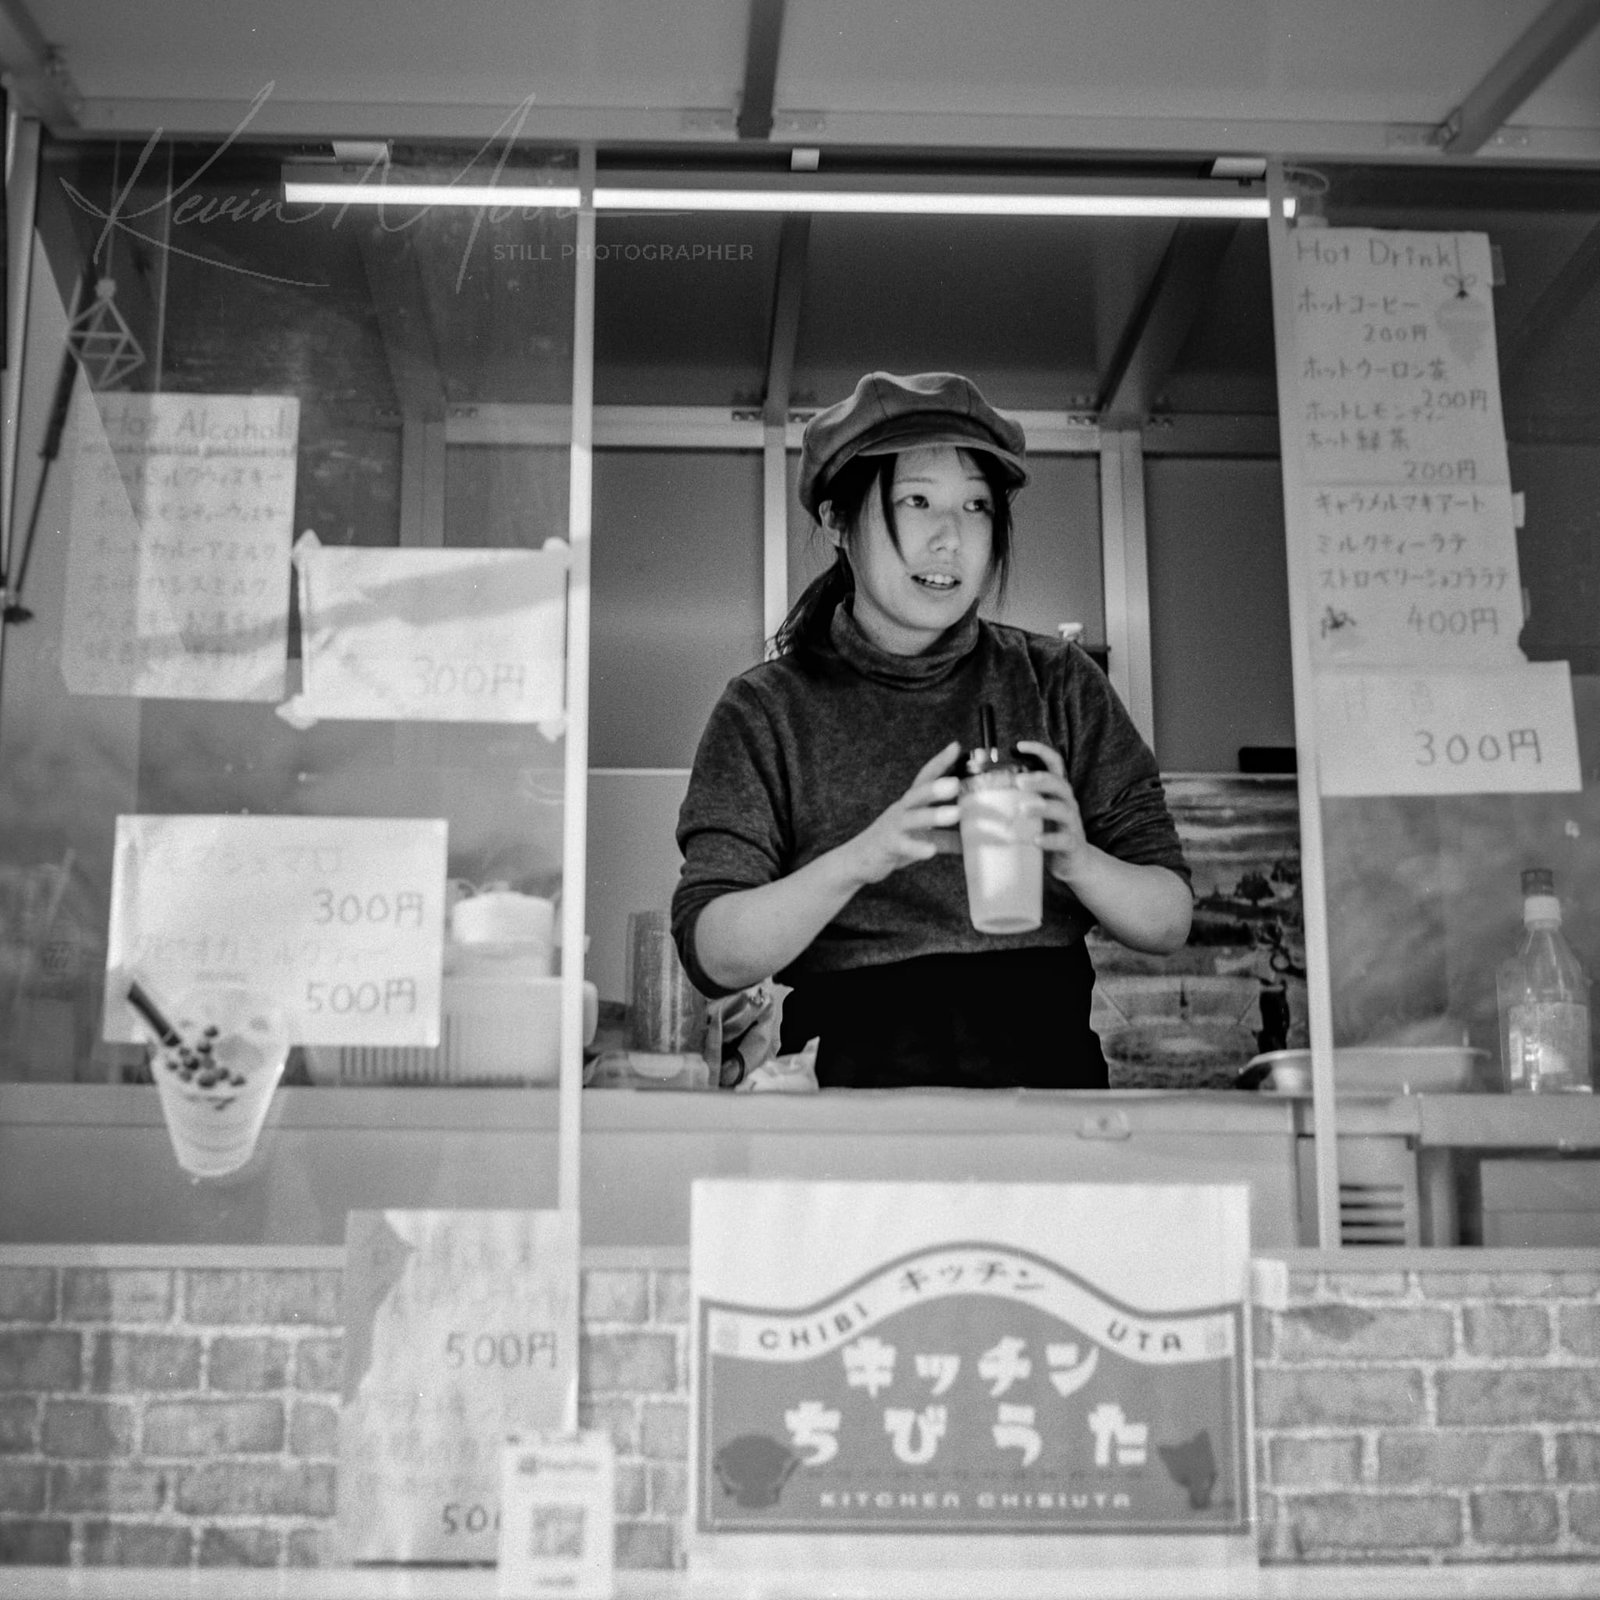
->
[496, 1431, 615, 1600]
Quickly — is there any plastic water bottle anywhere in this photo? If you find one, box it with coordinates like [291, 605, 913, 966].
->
[1497, 868, 1592, 1094]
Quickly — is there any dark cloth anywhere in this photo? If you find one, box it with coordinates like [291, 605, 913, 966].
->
[780, 946, 1109, 1089]
[671, 602, 1190, 1084]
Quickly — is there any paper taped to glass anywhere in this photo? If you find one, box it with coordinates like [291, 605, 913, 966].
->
[61, 390, 298, 700]
[282, 533, 567, 730]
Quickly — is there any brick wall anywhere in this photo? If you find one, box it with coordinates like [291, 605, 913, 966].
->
[1257, 1264, 1600, 1562]
[4, 1253, 1600, 1570]
[0, 1259, 688, 1571]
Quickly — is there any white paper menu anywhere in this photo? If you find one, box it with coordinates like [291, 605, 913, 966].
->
[282, 533, 567, 728]
[338, 1210, 579, 1565]
[105, 814, 447, 1046]
[1314, 661, 1582, 797]
[1306, 483, 1525, 668]
[1290, 229, 1508, 487]
[62, 391, 297, 700]
[1285, 226, 1579, 792]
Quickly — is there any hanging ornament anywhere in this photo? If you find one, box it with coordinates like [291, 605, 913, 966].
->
[1434, 240, 1492, 369]
[67, 277, 145, 388]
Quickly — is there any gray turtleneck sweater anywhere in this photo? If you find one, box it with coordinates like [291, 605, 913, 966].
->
[671, 604, 1190, 999]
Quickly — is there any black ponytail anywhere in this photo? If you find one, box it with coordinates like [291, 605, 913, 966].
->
[770, 558, 854, 661]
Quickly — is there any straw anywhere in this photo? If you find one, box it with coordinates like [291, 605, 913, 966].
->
[2, 851, 77, 1044]
[126, 979, 182, 1050]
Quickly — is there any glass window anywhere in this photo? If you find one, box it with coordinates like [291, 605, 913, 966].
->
[1302, 164, 1600, 1247]
[1, 137, 579, 1099]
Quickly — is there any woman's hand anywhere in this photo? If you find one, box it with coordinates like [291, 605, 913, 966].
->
[694, 741, 963, 991]
[840, 740, 963, 886]
[1015, 737, 1193, 954]
[1015, 738, 1087, 885]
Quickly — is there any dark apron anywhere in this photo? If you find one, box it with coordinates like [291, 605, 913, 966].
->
[778, 944, 1109, 1090]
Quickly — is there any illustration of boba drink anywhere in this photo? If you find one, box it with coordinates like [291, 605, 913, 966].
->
[145, 985, 289, 1178]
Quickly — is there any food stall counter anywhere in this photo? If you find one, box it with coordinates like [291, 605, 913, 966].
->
[0, 1083, 1303, 1249]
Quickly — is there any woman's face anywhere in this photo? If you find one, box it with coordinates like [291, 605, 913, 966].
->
[830, 444, 996, 656]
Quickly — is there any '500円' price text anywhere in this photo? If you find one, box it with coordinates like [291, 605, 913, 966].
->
[304, 978, 419, 1016]
[444, 1330, 559, 1370]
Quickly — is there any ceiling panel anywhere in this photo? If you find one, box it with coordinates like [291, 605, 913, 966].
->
[20, 0, 746, 109]
[1518, 24, 1600, 128]
[777, 1, 1549, 124]
[11, 0, 1598, 155]
[790, 213, 1119, 412]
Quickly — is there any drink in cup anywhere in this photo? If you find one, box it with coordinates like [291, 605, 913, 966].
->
[958, 706, 1043, 934]
[148, 986, 289, 1179]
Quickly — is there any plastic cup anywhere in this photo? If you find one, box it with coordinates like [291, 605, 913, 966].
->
[627, 910, 707, 1053]
[150, 986, 289, 1179]
[958, 778, 1043, 933]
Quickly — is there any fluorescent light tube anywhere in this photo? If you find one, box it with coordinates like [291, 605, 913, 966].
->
[283, 181, 583, 208]
[281, 180, 1288, 220]
[597, 188, 1286, 219]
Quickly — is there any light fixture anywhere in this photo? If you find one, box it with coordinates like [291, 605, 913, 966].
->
[598, 188, 1284, 218]
[284, 181, 584, 209]
[283, 171, 1291, 220]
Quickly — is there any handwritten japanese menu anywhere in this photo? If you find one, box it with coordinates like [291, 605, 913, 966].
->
[283, 534, 567, 727]
[1292, 230, 1509, 486]
[1314, 662, 1581, 797]
[1287, 227, 1578, 792]
[1307, 484, 1524, 667]
[691, 1181, 1250, 1563]
[338, 1210, 578, 1564]
[104, 814, 447, 1047]
[62, 391, 297, 700]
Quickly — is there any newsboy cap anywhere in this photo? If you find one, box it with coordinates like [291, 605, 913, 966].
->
[797, 371, 1028, 518]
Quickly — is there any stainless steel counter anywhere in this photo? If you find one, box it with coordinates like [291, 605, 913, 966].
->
[0, 1084, 1302, 1249]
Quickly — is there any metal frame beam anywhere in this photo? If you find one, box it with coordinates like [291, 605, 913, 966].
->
[1097, 220, 1240, 427]
[445, 404, 1103, 453]
[1437, 0, 1600, 154]
[1097, 428, 1154, 744]
[0, 0, 80, 129]
[1500, 214, 1600, 376]
[2, 112, 41, 578]
[762, 213, 808, 428]
[356, 228, 447, 547]
[735, 0, 785, 141]
[761, 212, 808, 638]
[1265, 158, 1343, 1250]
[558, 143, 597, 1219]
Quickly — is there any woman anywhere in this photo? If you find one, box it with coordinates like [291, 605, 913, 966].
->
[671, 371, 1192, 1088]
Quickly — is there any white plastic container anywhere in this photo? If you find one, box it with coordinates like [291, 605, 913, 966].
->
[304, 974, 597, 1085]
[1246, 1045, 1485, 1096]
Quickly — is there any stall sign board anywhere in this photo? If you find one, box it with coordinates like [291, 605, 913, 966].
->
[62, 390, 298, 701]
[105, 814, 447, 1046]
[1314, 662, 1582, 797]
[287, 535, 568, 727]
[1288, 229, 1507, 486]
[1305, 483, 1525, 669]
[339, 1210, 579, 1565]
[692, 1182, 1251, 1574]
